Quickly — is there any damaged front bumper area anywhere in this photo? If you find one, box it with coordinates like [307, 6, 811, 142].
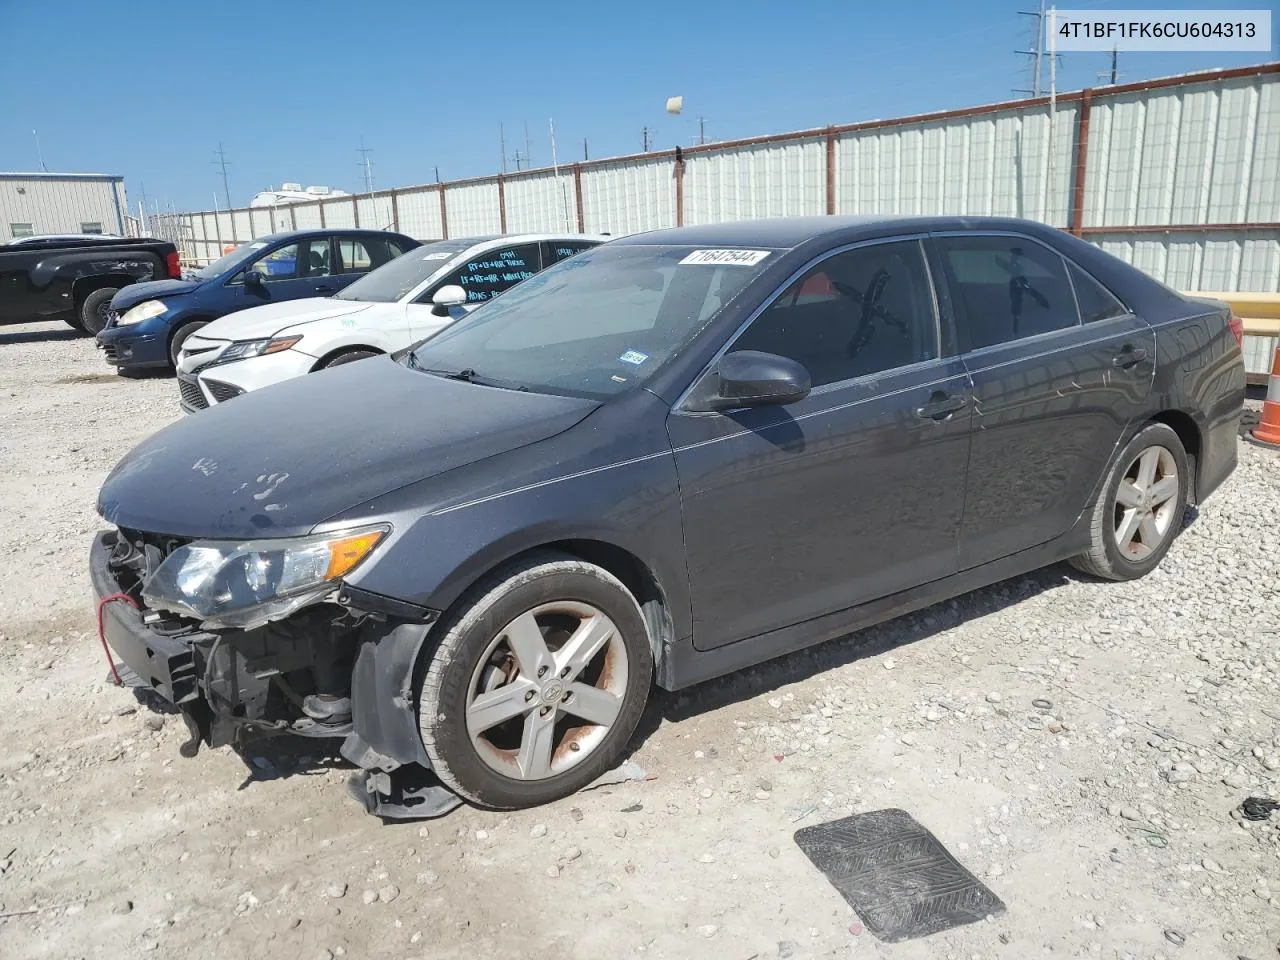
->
[90, 528, 461, 819]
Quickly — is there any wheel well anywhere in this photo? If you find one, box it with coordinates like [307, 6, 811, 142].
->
[166, 317, 214, 352]
[71, 275, 131, 309]
[503, 539, 673, 663]
[311, 345, 383, 371]
[1149, 410, 1201, 502]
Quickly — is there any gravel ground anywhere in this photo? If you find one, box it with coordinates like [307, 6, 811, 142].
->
[1, 320, 1278, 960]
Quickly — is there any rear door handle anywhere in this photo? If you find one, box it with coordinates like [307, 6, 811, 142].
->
[1112, 345, 1148, 368]
[915, 392, 967, 421]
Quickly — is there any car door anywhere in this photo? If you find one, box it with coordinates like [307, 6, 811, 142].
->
[666, 238, 974, 651]
[226, 237, 335, 312]
[407, 241, 544, 338]
[932, 232, 1156, 568]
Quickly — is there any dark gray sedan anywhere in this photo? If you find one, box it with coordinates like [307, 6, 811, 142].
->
[91, 216, 1244, 815]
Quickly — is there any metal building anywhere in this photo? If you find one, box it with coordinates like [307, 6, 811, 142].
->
[0, 172, 128, 240]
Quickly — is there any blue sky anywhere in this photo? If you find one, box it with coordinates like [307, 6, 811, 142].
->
[0, 0, 1271, 213]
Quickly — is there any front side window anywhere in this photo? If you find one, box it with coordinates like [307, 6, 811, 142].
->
[937, 235, 1079, 351]
[1068, 261, 1128, 323]
[247, 242, 304, 282]
[733, 240, 938, 388]
[9, 222, 34, 239]
[436, 243, 542, 303]
[407, 243, 775, 399]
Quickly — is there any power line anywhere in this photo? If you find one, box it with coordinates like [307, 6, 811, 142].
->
[211, 142, 232, 211]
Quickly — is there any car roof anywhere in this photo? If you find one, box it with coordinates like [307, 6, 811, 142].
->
[253, 228, 415, 243]
[446, 233, 608, 247]
[609, 215, 1071, 249]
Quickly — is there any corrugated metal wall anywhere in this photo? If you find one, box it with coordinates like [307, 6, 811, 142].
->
[443, 181, 502, 236]
[157, 64, 1277, 313]
[0, 175, 125, 238]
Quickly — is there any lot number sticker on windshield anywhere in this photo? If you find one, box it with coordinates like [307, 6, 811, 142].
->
[679, 249, 770, 266]
[618, 350, 649, 365]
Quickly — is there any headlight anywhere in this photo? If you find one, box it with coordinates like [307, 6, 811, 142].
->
[218, 335, 302, 363]
[140, 525, 387, 629]
[116, 300, 168, 325]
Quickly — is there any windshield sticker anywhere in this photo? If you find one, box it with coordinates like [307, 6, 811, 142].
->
[679, 249, 770, 266]
[618, 350, 649, 365]
[421, 251, 452, 260]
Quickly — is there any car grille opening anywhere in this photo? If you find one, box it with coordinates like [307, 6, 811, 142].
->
[204, 379, 244, 404]
[178, 376, 208, 410]
[102, 343, 119, 360]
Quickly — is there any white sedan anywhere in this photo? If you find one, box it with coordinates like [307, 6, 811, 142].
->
[175, 232, 604, 412]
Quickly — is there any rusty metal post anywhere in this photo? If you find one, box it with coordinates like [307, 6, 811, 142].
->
[675, 148, 684, 227]
[317, 201, 326, 228]
[573, 163, 585, 232]
[1070, 88, 1093, 237]
[497, 175, 507, 233]
[390, 188, 400, 231]
[438, 185, 448, 239]
[825, 126, 837, 215]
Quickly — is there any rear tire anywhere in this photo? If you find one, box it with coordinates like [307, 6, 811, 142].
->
[321, 348, 379, 368]
[1070, 422, 1189, 581]
[169, 321, 208, 368]
[417, 552, 653, 810]
[79, 288, 118, 335]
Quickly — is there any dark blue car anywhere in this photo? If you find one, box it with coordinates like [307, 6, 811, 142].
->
[97, 228, 419, 371]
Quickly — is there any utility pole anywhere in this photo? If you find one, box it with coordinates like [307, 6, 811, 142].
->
[583, 138, 588, 161]
[212, 142, 232, 210]
[1015, 0, 1047, 96]
[642, 126, 651, 152]
[500, 123, 507, 174]
[697, 117, 708, 145]
[33, 129, 47, 172]
[1097, 47, 1121, 84]
[357, 137, 375, 194]
[524, 122, 532, 167]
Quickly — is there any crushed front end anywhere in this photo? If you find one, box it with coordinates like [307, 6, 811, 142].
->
[89, 527, 461, 819]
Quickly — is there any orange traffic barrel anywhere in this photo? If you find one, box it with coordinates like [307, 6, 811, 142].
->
[1253, 341, 1280, 447]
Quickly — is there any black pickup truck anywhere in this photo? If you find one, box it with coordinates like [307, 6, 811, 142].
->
[0, 236, 181, 334]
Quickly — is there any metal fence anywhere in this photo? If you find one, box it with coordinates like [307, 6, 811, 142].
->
[154, 63, 1279, 296]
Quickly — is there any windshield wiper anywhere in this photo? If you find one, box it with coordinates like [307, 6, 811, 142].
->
[414, 363, 527, 391]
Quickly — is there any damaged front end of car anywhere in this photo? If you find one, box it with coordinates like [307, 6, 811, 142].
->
[89, 525, 463, 820]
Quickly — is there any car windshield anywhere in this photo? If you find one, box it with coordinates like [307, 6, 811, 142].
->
[333, 240, 474, 303]
[191, 240, 275, 280]
[406, 243, 777, 399]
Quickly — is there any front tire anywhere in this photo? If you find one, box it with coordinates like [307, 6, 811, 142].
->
[1070, 422, 1189, 581]
[79, 288, 118, 335]
[169, 321, 208, 368]
[417, 553, 653, 809]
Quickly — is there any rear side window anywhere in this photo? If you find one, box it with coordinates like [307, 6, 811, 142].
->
[337, 237, 374, 274]
[542, 240, 598, 267]
[733, 240, 938, 388]
[1068, 261, 1128, 323]
[937, 235, 1079, 351]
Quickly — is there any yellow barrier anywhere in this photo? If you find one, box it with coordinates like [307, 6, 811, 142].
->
[1185, 291, 1280, 338]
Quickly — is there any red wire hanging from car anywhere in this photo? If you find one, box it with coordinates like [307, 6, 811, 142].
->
[96, 592, 138, 686]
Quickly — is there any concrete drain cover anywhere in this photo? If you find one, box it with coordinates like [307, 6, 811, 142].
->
[794, 808, 1005, 942]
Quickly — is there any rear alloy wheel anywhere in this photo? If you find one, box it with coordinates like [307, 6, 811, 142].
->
[79, 288, 118, 335]
[1070, 422, 1189, 581]
[417, 553, 652, 809]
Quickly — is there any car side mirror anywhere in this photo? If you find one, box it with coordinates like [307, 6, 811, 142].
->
[684, 350, 811, 412]
[242, 269, 264, 289]
[431, 284, 467, 316]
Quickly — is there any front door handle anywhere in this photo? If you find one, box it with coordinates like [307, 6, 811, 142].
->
[1112, 345, 1148, 368]
[314, 283, 335, 293]
[915, 392, 967, 421]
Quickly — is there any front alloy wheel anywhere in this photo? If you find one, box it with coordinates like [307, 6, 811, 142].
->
[417, 553, 652, 809]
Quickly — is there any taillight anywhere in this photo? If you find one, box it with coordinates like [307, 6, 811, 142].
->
[166, 250, 181, 279]
[1227, 312, 1244, 349]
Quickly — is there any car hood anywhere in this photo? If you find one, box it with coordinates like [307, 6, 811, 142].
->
[111, 279, 202, 311]
[98, 357, 599, 539]
[197, 300, 377, 342]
